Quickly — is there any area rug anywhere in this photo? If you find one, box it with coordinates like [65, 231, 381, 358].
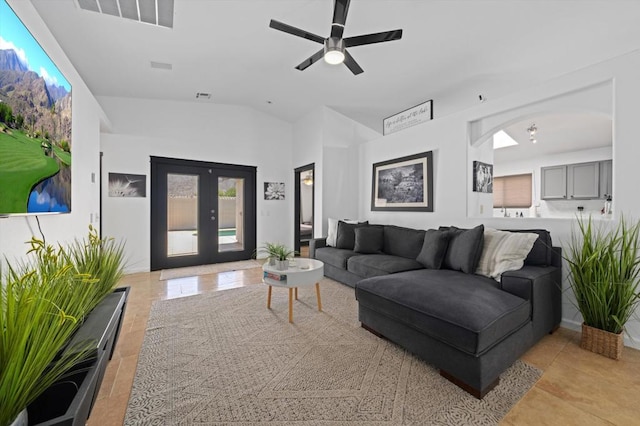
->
[159, 259, 262, 280]
[125, 279, 541, 425]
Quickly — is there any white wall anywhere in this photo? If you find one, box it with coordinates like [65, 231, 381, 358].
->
[300, 181, 313, 223]
[293, 107, 324, 238]
[0, 1, 106, 271]
[356, 50, 640, 349]
[292, 106, 378, 237]
[99, 97, 293, 273]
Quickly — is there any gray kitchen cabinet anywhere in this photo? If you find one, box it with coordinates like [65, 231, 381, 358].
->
[599, 160, 613, 199]
[567, 162, 600, 199]
[541, 165, 567, 199]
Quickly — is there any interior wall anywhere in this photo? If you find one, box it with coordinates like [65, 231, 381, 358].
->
[293, 108, 324, 238]
[292, 106, 378, 237]
[99, 96, 293, 273]
[0, 1, 106, 271]
[357, 49, 640, 349]
[300, 180, 313, 223]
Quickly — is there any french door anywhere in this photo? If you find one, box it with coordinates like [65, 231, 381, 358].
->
[150, 157, 256, 271]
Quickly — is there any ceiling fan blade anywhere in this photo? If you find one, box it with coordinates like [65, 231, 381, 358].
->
[295, 48, 325, 71]
[270, 20, 324, 44]
[330, 0, 350, 39]
[343, 50, 363, 75]
[344, 29, 403, 47]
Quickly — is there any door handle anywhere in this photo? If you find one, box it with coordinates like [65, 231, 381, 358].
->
[211, 216, 216, 221]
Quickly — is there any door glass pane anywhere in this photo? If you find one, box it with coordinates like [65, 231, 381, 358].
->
[167, 173, 198, 257]
[218, 177, 244, 252]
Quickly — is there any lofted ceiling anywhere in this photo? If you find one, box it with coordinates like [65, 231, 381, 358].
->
[495, 113, 612, 164]
[29, 0, 640, 135]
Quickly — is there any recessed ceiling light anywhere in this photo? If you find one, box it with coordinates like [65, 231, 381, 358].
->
[195, 92, 212, 100]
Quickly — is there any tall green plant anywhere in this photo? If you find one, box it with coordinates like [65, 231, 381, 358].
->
[0, 244, 92, 426]
[565, 216, 640, 334]
[67, 225, 126, 314]
[0, 227, 126, 426]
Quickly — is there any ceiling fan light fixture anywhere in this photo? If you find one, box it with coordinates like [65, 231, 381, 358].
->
[324, 37, 345, 65]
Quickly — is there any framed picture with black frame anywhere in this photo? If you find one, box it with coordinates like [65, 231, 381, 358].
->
[472, 161, 493, 193]
[371, 151, 434, 212]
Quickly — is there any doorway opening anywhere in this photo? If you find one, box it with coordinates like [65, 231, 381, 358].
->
[150, 156, 256, 271]
[294, 164, 314, 257]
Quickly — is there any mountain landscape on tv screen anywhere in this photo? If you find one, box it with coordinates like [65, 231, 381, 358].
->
[0, 46, 72, 214]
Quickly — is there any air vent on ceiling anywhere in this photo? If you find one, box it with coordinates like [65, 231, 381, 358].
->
[195, 92, 211, 100]
[76, 0, 174, 28]
[150, 61, 172, 70]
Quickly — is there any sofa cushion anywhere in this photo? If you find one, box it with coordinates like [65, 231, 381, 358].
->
[315, 247, 358, 269]
[440, 225, 484, 273]
[476, 228, 538, 281]
[348, 254, 424, 279]
[383, 225, 426, 259]
[416, 229, 450, 269]
[354, 225, 384, 254]
[336, 221, 369, 250]
[503, 229, 553, 266]
[355, 269, 530, 355]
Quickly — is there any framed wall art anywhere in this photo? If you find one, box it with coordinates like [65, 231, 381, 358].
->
[472, 161, 493, 193]
[108, 173, 146, 197]
[383, 100, 433, 136]
[371, 151, 433, 212]
[264, 182, 285, 200]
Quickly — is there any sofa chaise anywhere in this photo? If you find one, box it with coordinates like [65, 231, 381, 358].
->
[310, 222, 562, 398]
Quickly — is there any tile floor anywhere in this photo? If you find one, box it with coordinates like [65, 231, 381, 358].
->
[87, 266, 640, 425]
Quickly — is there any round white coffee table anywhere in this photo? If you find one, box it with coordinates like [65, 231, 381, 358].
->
[262, 258, 324, 323]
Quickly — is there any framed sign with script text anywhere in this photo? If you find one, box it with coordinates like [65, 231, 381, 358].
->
[383, 100, 433, 136]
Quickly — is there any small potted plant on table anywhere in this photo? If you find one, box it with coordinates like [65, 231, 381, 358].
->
[255, 243, 296, 271]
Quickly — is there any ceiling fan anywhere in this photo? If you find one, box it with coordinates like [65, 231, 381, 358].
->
[269, 0, 403, 75]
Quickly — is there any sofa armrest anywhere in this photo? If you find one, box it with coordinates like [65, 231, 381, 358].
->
[501, 262, 562, 341]
[309, 238, 327, 259]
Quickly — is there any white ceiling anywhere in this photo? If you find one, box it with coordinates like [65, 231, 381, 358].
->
[30, 0, 640, 134]
[495, 113, 612, 164]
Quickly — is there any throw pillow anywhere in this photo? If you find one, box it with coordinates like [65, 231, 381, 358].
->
[416, 229, 450, 269]
[327, 218, 360, 247]
[354, 226, 384, 254]
[326, 218, 339, 246]
[440, 224, 485, 273]
[476, 228, 539, 281]
[336, 220, 369, 250]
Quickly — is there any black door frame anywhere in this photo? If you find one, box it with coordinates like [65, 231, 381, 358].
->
[294, 163, 315, 255]
[150, 156, 257, 271]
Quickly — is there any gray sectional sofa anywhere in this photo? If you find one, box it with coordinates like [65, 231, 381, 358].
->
[310, 222, 562, 398]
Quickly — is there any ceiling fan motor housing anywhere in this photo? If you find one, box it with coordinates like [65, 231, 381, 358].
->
[324, 37, 345, 64]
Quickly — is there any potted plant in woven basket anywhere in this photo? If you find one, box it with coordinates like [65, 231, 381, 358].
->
[565, 215, 640, 359]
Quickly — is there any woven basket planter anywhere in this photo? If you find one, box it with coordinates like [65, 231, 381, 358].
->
[580, 323, 623, 360]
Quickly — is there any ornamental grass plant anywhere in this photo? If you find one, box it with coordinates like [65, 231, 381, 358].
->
[0, 227, 126, 426]
[565, 215, 640, 335]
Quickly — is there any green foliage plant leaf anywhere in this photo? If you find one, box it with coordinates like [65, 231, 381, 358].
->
[565, 215, 640, 334]
[0, 226, 126, 426]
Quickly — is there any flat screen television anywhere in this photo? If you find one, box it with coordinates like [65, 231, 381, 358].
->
[0, 0, 72, 215]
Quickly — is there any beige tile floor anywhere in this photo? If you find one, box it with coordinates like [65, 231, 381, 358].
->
[87, 265, 640, 425]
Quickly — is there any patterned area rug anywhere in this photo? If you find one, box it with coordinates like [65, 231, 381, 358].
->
[125, 279, 541, 425]
[159, 259, 262, 280]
